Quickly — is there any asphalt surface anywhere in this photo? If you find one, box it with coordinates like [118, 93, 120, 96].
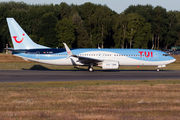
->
[0, 70, 180, 82]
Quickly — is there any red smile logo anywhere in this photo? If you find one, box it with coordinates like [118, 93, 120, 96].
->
[67, 51, 70, 54]
[13, 33, 25, 43]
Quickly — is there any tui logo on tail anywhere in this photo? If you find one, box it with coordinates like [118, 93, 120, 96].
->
[13, 33, 25, 43]
[67, 51, 70, 54]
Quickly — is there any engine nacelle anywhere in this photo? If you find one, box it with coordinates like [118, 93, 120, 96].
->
[102, 61, 119, 70]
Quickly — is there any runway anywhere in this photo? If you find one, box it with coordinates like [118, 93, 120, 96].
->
[0, 70, 180, 82]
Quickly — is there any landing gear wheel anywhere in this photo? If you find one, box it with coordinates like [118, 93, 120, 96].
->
[88, 67, 94, 72]
[156, 68, 160, 72]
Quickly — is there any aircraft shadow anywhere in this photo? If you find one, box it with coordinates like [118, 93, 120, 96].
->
[22, 65, 51, 70]
[21, 65, 172, 72]
[22, 65, 88, 71]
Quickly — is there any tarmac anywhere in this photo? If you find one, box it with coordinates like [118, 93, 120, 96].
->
[0, 70, 180, 82]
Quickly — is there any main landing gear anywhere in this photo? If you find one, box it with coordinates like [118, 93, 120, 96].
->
[88, 65, 94, 72]
[156, 68, 160, 72]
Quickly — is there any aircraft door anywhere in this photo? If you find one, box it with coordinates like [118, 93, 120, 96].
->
[154, 52, 158, 60]
[36, 51, 40, 60]
[98, 53, 106, 59]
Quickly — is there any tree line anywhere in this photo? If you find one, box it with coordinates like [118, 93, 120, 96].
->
[0, 1, 180, 52]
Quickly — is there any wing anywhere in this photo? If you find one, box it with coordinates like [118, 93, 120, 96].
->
[73, 55, 103, 64]
[63, 43, 103, 65]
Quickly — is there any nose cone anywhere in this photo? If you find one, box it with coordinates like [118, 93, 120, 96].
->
[173, 58, 176, 62]
[169, 56, 176, 63]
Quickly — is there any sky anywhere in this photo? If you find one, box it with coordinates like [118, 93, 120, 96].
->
[2, 0, 180, 13]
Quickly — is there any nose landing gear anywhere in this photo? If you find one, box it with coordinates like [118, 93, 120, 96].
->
[156, 65, 166, 72]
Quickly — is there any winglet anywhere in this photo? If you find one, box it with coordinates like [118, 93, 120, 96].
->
[63, 43, 73, 58]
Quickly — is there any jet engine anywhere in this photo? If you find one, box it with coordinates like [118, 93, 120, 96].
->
[102, 61, 119, 69]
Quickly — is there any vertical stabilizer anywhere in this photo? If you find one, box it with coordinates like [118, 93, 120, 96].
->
[6, 18, 49, 49]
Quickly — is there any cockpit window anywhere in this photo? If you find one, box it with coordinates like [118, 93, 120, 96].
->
[163, 54, 169, 56]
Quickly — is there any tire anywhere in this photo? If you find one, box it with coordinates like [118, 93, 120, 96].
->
[88, 67, 94, 72]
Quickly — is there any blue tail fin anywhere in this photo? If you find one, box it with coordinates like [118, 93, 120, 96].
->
[6, 18, 49, 49]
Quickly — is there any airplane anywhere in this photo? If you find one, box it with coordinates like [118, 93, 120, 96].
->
[6, 18, 176, 72]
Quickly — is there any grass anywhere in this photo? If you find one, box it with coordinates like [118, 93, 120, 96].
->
[1, 80, 180, 119]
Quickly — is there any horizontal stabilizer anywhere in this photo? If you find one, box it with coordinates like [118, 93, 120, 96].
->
[4, 48, 20, 51]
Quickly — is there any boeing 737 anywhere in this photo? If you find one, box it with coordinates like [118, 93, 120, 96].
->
[6, 18, 176, 72]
